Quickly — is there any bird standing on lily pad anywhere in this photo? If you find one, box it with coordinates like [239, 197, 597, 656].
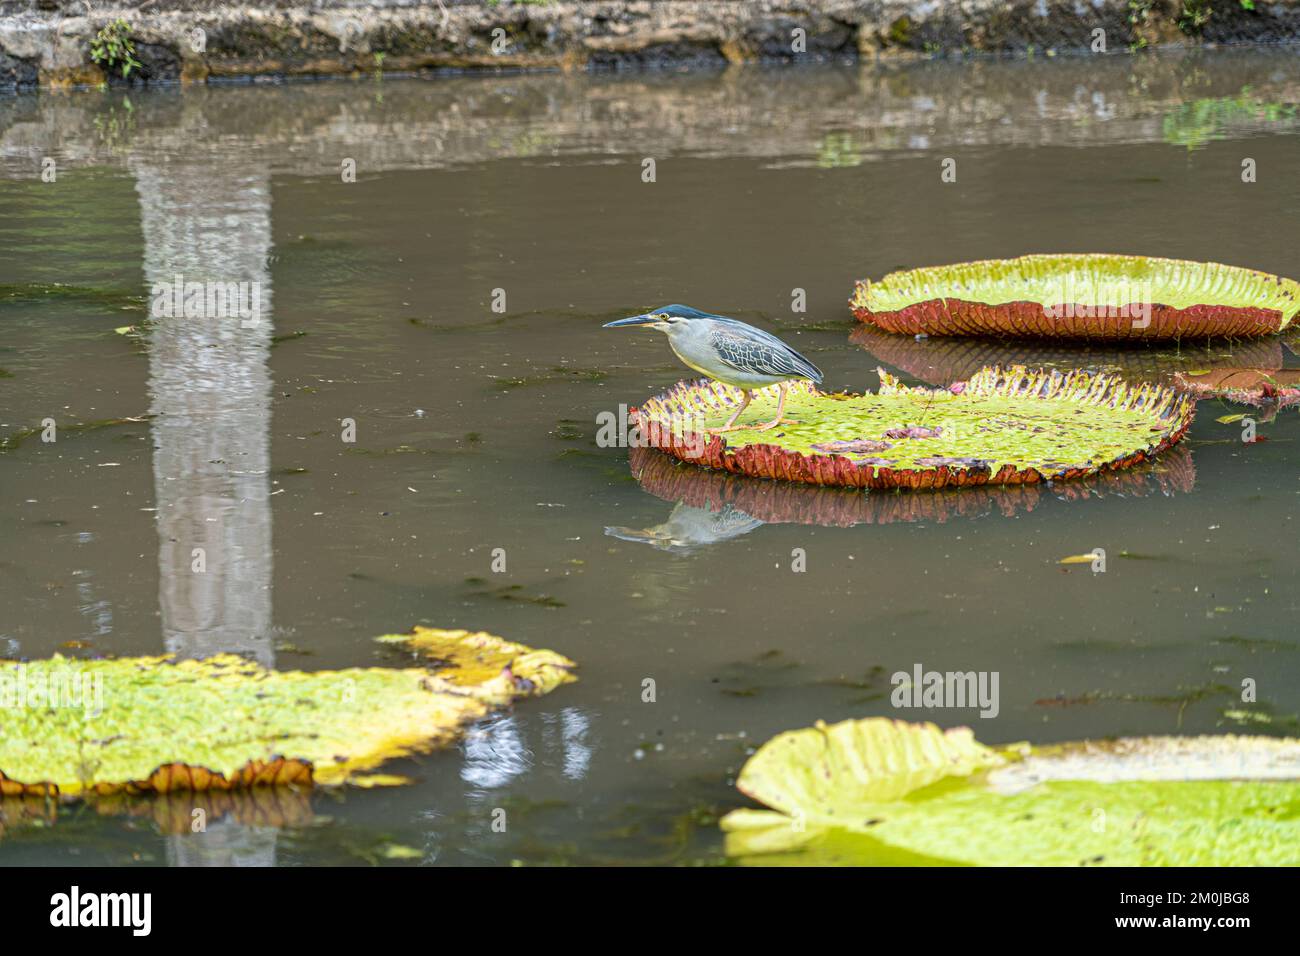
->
[604, 305, 823, 432]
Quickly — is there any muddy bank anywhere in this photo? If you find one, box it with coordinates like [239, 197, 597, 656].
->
[2, 0, 1300, 92]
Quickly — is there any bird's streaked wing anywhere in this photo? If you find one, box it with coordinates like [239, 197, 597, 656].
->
[706, 324, 823, 383]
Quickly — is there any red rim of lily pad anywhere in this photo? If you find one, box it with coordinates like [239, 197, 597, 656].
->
[630, 366, 1196, 491]
[850, 254, 1300, 340]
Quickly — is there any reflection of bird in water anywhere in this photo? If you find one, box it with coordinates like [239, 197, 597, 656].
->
[604, 305, 822, 432]
[605, 501, 765, 553]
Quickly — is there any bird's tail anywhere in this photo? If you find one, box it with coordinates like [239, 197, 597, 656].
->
[801, 357, 825, 384]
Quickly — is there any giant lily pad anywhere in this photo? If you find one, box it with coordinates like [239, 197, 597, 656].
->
[0, 627, 574, 797]
[721, 718, 1300, 866]
[850, 254, 1300, 340]
[631, 366, 1194, 490]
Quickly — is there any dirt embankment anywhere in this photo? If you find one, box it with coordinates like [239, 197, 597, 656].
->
[2, 0, 1299, 92]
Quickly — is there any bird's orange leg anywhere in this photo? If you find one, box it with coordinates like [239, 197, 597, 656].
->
[708, 390, 752, 433]
[752, 382, 797, 431]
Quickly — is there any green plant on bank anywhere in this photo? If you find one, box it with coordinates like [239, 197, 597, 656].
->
[887, 15, 912, 45]
[815, 132, 861, 169]
[1179, 0, 1213, 33]
[89, 18, 143, 80]
[373, 50, 385, 79]
[1127, 0, 1152, 50]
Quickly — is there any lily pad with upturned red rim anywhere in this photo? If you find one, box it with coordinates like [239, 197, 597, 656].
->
[850, 254, 1300, 340]
[629, 365, 1195, 490]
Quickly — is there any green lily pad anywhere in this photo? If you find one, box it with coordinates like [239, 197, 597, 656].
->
[721, 718, 1300, 866]
[850, 254, 1300, 340]
[0, 628, 574, 797]
[634, 365, 1194, 489]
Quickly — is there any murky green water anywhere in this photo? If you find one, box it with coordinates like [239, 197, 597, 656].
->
[2, 48, 1300, 865]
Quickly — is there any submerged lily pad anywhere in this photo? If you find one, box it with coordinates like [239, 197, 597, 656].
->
[850, 254, 1300, 340]
[0, 628, 574, 797]
[632, 366, 1194, 490]
[721, 718, 1300, 866]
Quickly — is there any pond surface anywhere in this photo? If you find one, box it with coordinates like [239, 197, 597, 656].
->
[2, 48, 1299, 865]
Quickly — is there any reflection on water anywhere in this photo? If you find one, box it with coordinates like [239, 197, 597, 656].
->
[461, 708, 595, 791]
[622, 443, 1196, 542]
[5, 48, 1300, 179]
[137, 159, 275, 667]
[606, 501, 766, 552]
[134, 155, 277, 866]
[2, 46, 1300, 866]
[851, 325, 1291, 388]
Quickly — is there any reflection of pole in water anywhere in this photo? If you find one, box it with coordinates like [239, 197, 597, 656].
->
[135, 159, 274, 665]
[133, 157, 276, 866]
[461, 708, 593, 792]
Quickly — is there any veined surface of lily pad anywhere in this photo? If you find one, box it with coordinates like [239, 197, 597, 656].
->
[0, 628, 574, 797]
[632, 365, 1194, 490]
[850, 254, 1300, 340]
[721, 718, 1300, 866]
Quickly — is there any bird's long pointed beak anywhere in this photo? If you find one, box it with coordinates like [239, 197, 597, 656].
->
[603, 314, 657, 328]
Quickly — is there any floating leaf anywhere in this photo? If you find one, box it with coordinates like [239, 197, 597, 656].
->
[348, 774, 415, 788]
[380, 844, 423, 860]
[375, 626, 573, 693]
[850, 254, 1300, 340]
[0, 629, 574, 797]
[1057, 553, 1098, 565]
[733, 719, 1000, 820]
[722, 718, 1300, 866]
[1216, 413, 1247, 424]
[632, 365, 1193, 490]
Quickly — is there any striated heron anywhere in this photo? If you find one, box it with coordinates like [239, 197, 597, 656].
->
[604, 305, 823, 432]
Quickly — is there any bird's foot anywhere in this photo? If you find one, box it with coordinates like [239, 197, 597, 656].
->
[707, 424, 745, 434]
[751, 417, 799, 431]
